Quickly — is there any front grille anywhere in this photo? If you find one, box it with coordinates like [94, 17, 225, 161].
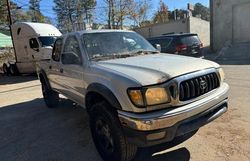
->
[179, 72, 220, 101]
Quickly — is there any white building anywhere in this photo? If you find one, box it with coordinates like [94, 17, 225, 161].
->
[211, 0, 250, 51]
[134, 17, 210, 47]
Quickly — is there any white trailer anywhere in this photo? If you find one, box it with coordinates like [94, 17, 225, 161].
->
[2, 22, 62, 75]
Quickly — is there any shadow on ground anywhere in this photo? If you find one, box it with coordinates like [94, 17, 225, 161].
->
[0, 74, 37, 85]
[0, 98, 191, 161]
[135, 146, 190, 161]
[213, 42, 250, 65]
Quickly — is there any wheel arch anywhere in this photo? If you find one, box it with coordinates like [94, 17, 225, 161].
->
[85, 83, 122, 111]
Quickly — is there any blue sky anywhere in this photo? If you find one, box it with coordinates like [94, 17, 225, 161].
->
[161, 0, 209, 10]
[13, 0, 209, 24]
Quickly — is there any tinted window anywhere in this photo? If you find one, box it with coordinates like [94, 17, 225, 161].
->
[29, 38, 39, 49]
[52, 38, 63, 61]
[38, 36, 57, 47]
[148, 39, 159, 47]
[148, 37, 172, 52]
[158, 38, 172, 48]
[180, 36, 201, 46]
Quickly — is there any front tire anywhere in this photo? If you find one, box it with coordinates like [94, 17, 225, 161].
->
[89, 101, 137, 161]
[41, 80, 59, 108]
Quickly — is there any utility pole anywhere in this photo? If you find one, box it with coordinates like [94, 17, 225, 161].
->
[6, 0, 18, 62]
[6, 0, 12, 25]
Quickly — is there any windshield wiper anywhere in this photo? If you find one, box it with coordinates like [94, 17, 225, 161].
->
[133, 50, 159, 54]
[91, 50, 159, 61]
[109, 50, 159, 59]
[91, 54, 115, 61]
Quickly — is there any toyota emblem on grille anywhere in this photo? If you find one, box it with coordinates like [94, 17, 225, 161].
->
[200, 79, 207, 90]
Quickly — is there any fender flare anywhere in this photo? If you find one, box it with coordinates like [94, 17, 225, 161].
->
[86, 83, 122, 110]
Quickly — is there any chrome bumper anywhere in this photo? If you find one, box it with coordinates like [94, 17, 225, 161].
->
[118, 83, 229, 131]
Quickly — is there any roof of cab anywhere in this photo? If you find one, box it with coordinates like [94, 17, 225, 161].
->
[70, 29, 134, 36]
[12, 22, 62, 36]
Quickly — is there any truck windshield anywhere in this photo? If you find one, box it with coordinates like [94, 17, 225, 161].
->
[82, 32, 158, 61]
[38, 36, 57, 47]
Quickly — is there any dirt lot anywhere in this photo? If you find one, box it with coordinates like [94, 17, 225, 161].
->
[0, 64, 250, 161]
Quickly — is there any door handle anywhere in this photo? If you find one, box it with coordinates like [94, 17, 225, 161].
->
[60, 68, 63, 73]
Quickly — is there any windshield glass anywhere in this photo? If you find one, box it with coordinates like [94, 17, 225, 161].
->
[38, 36, 57, 47]
[81, 32, 157, 60]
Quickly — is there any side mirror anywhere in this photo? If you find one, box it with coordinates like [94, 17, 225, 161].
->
[61, 52, 81, 65]
[155, 44, 161, 52]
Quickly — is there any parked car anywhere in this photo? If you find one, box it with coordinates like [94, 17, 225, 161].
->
[36, 30, 229, 161]
[147, 33, 204, 58]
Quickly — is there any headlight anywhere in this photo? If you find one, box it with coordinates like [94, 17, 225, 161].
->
[128, 87, 170, 107]
[218, 68, 225, 82]
[145, 88, 170, 105]
[128, 89, 144, 106]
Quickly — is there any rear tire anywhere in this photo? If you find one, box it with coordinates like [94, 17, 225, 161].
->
[41, 80, 59, 108]
[3, 63, 10, 75]
[9, 64, 18, 76]
[89, 101, 137, 161]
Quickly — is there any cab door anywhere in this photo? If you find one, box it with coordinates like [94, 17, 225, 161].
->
[27, 37, 40, 61]
[59, 35, 85, 106]
[47, 38, 64, 92]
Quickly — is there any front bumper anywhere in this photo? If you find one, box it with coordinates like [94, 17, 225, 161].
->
[118, 83, 229, 147]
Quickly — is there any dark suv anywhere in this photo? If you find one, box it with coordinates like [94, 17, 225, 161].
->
[148, 33, 203, 58]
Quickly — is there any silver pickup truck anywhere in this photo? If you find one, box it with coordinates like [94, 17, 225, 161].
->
[36, 30, 229, 161]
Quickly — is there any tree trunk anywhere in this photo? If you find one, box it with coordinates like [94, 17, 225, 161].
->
[111, 0, 115, 29]
[108, 0, 112, 29]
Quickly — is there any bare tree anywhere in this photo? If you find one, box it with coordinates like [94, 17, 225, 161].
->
[103, 0, 150, 29]
[128, 0, 151, 27]
[153, 0, 169, 23]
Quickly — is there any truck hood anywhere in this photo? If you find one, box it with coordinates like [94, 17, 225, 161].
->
[95, 53, 220, 86]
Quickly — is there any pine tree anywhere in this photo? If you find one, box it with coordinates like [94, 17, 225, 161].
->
[53, 0, 96, 32]
[192, 3, 210, 21]
[29, 0, 45, 22]
[0, 1, 31, 26]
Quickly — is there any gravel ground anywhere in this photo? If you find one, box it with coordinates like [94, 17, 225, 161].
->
[0, 64, 250, 161]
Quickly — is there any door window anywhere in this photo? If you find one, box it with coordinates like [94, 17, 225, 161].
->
[62, 36, 82, 65]
[52, 38, 63, 62]
[158, 38, 172, 48]
[29, 38, 39, 49]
